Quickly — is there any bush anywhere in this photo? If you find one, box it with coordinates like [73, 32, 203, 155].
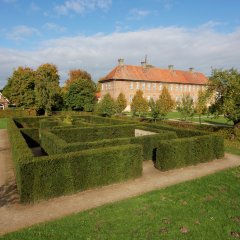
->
[155, 134, 224, 171]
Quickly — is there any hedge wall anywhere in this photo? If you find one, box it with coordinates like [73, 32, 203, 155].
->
[0, 109, 36, 118]
[155, 134, 224, 171]
[41, 128, 177, 160]
[141, 123, 207, 138]
[21, 128, 40, 147]
[14, 144, 143, 202]
[51, 124, 137, 143]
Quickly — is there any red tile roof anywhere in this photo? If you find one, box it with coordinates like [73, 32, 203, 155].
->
[100, 65, 208, 85]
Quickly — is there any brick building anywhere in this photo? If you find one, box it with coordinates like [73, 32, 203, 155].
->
[99, 59, 208, 111]
[0, 92, 9, 110]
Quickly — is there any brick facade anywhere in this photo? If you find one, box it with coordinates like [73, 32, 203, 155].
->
[99, 60, 208, 111]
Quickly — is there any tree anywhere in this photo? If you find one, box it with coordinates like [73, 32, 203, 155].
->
[35, 63, 62, 115]
[63, 69, 92, 92]
[177, 94, 194, 121]
[64, 79, 96, 112]
[195, 90, 207, 124]
[115, 93, 127, 114]
[207, 68, 240, 129]
[3, 67, 35, 108]
[130, 90, 148, 117]
[157, 86, 175, 119]
[95, 93, 116, 117]
[149, 98, 160, 123]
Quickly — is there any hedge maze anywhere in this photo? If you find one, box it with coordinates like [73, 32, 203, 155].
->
[8, 115, 224, 203]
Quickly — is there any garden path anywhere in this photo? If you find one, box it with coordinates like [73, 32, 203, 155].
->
[1, 129, 240, 235]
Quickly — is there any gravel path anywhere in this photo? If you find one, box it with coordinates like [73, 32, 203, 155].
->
[1, 129, 240, 236]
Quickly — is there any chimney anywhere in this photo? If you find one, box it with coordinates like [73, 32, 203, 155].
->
[141, 61, 147, 68]
[118, 58, 124, 66]
[168, 65, 174, 70]
[189, 67, 194, 72]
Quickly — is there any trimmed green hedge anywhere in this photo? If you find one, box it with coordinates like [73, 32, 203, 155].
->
[0, 109, 36, 118]
[156, 134, 224, 171]
[21, 128, 40, 147]
[41, 128, 177, 160]
[51, 124, 137, 143]
[141, 123, 207, 138]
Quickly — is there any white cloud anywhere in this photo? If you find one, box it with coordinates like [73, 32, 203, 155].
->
[43, 23, 66, 33]
[54, 0, 112, 15]
[6, 25, 40, 41]
[30, 2, 41, 11]
[129, 8, 151, 20]
[1, 23, 240, 89]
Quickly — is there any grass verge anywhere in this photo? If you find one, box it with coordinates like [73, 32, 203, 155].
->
[2, 166, 240, 240]
[0, 118, 7, 129]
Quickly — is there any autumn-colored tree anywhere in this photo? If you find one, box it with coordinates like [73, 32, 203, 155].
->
[157, 86, 175, 119]
[177, 94, 194, 121]
[95, 93, 116, 117]
[63, 69, 92, 92]
[131, 90, 148, 117]
[115, 93, 127, 114]
[149, 98, 160, 123]
[195, 90, 207, 124]
[64, 79, 96, 112]
[35, 63, 62, 115]
[3, 67, 35, 108]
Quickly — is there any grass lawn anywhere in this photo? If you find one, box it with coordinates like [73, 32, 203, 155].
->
[2, 166, 240, 239]
[0, 118, 7, 129]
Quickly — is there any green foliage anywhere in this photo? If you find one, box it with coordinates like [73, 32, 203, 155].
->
[115, 92, 127, 114]
[148, 98, 160, 122]
[157, 86, 175, 119]
[156, 134, 224, 171]
[177, 94, 194, 121]
[131, 90, 148, 117]
[0, 109, 36, 118]
[35, 63, 62, 116]
[64, 78, 96, 112]
[208, 68, 240, 127]
[95, 93, 116, 117]
[195, 90, 207, 124]
[2, 67, 36, 108]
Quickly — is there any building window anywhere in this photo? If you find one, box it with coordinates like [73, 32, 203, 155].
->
[129, 95, 133, 102]
[153, 83, 156, 90]
[130, 82, 133, 90]
[170, 84, 173, 91]
[148, 83, 151, 90]
[184, 85, 187, 91]
[193, 85, 195, 91]
[176, 84, 179, 90]
[136, 82, 139, 90]
[188, 85, 191, 91]
[142, 82, 145, 90]
[159, 83, 162, 90]
[108, 83, 111, 90]
[180, 84, 183, 91]
[196, 85, 199, 91]
[101, 84, 104, 90]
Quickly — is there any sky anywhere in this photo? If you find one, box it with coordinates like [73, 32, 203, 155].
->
[0, 0, 240, 88]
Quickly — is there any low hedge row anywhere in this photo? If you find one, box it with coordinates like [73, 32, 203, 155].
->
[51, 124, 137, 143]
[141, 123, 208, 138]
[41, 128, 177, 160]
[156, 134, 224, 171]
[19, 144, 142, 202]
[0, 109, 36, 118]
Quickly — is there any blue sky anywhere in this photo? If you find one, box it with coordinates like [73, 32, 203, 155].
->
[0, 0, 240, 88]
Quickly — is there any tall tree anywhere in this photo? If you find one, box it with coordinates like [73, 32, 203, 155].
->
[115, 92, 127, 114]
[177, 94, 194, 121]
[64, 79, 96, 112]
[149, 98, 160, 123]
[131, 90, 148, 117]
[157, 86, 175, 119]
[35, 63, 62, 115]
[195, 90, 207, 124]
[3, 67, 35, 108]
[63, 69, 92, 92]
[95, 93, 116, 117]
[207, 68, 240, 129]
